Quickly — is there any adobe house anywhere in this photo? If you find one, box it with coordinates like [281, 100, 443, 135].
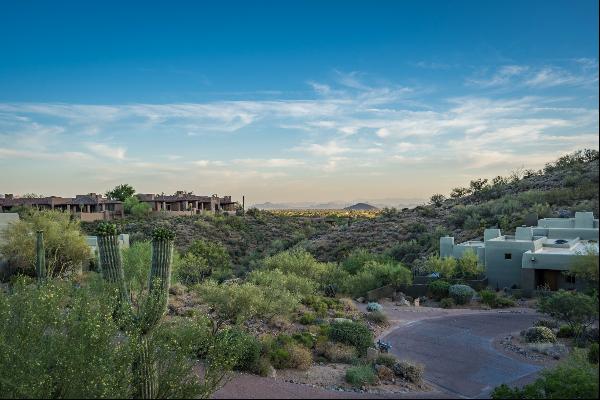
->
[0, 193, 124, 222]
[440, 212, 599, 296]
[136, 192, 237, 215]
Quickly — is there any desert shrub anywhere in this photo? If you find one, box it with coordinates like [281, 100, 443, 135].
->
[456, 249, 483, 279]
[345, 365, 378, 387]
[495, 296, 516, 308]
[0, 277, 204, 399]
[343, 260, 412, 297]
[229, 330, 262, 373]
[480, 289, 497, 307]
[449, 284, 475, 305]
[491, 350, 599, 399]
[365, 311, 388, 325]
[393, 360, 424, 384]
[263, 248, 332, 281]
[322, 342, 356, 363]
[249, 269, 317, 299]
[538, 290, 599, 338]
[589, 343, 599, 364]
[366, 302, 382, 312]
[187, 239, 232, 281]
[480, 289, 514, 308]
[423, 255, 457, 278]
[429, 280, 450, 300]
[270, 344, 312, 370]
[329, 321, 373, 355]
[386, 240, 423, 263]
[375, 354, 397, 369]
[557, 325, 575, 338]
[522, 327, 557, 343]
[292, 332, 315, 348]
[299, 312, 317, 325]
[287, 344, 313, 370]
[324, 283, 338, 298]
[0, 210, 90, 277]
[175, 252, 211, 285]
[440, 298, 454, 308]
[123, 196, 151, 216]
[342, 249, 384, 274]
[534, 319, 560, 329]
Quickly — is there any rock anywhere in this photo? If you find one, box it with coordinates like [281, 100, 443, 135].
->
[413, 298, 420, 307]
[367, 347, 379, 362]
[333, 317, 353, 324]
[397, 299, 410, 307]
[356, 297, 365, 303]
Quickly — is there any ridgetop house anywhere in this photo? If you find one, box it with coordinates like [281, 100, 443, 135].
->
[441, 211, 599, 295]
[0, 192, 238, 221]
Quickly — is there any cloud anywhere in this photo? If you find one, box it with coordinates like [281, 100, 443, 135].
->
[84, 142, 127, 160]
[296, 141, 351, 157]
[232, 158, 305, 168]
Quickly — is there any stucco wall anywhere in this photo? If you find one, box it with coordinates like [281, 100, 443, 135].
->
[485, 239, 537, 289]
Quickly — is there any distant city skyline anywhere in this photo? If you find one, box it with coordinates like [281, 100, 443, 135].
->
[1, 1, 598, 203]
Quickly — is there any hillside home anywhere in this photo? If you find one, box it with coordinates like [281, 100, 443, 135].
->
[440, 212, 599, 296]
[137, 192, 237, 215]
[0, 193, 124, 221]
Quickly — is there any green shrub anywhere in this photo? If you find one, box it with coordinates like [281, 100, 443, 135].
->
[537, 290, 599, 339]
[0, 210, 91, 278]
[534, 319, 560, 329]
[329, 321, 373, 355]
[175, 252, 211, 285]
[345, 365, 378, 387]
[187, 239, 232, 280]
[440, 298, 454, 308]
[480, 289, 498, 307]
[449, 284, 475, 305]
[522, 327, 557, 343]
[393, 360, 424, 384]
[365, 311, 388, 325]
[491, 350, 599, 399]
[292, 332, 316, 348]
[429, 280, 450, 300]
[269, 348, 291, 369]
[588, 343, 599, 364]
[366, 302, 383, 312]
[557, 325, 575, 338]
[495, 296, 516, 308]
[299, 312, 317, 325]
[375, 354, 397, 369]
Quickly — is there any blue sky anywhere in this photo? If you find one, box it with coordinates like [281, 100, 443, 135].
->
[0, 1, 598, 204]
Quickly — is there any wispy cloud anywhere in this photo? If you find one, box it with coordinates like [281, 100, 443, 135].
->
[85, 142, 127, 160]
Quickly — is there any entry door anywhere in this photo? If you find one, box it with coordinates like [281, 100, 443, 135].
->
[542, 270, 559, 291]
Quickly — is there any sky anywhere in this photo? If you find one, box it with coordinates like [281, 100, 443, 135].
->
[0, 1, 598, 205]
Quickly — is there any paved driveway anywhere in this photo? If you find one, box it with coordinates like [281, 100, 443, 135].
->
[383, 311, 542, 398]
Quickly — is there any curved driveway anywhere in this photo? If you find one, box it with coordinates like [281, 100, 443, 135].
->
[382, 311, 542, 398]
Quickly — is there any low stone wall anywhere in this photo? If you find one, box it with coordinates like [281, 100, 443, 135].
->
[366, 277, 489, 301]
[152, 210, 195, 217]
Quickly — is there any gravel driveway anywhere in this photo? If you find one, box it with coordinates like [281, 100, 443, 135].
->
[382, 310, 542, 398]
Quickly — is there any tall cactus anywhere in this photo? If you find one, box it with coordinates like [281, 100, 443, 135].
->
[139, 227, 174, 334]
[96, 223, 130, 304]
[96, 223, 175, 399]
[35, 230, 46, 282]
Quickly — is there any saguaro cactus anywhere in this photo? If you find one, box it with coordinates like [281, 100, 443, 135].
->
[96, 223, 175, 399]
[35, 230, 46, 282]
[139, 227, 174, 334]
[96, 223, 129, 303]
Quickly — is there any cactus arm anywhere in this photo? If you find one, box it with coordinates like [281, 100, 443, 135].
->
[35, 230, 46, 282]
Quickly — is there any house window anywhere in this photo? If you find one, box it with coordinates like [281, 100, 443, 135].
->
[565, 275, 576, 284]
[504, 253, 512, 260]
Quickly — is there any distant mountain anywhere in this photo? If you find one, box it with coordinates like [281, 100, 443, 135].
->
[344, 203, 379, 211]
[251, 198, 426, 210]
